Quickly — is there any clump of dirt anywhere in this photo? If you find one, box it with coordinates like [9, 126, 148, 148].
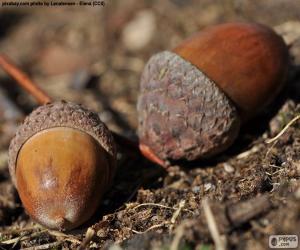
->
[95, 100, 300, 249]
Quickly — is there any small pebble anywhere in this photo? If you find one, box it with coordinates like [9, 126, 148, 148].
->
[122, 10, 156, 51]
[224, 163, 235, 173]
[109, 244, 123, 250]
[192, 186, 200, 193]
[204, 183, 214, 192]
[99, 110, 113, 123]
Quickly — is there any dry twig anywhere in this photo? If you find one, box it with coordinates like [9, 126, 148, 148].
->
[1, 229, 47, 245]
[22, 241, 61, 250]
[0, 54, 51, 105]
[131, 223, 166, 234]
[131, 202, 193, 214]
[170, 223, 186, 250]
[79, 227, 95, 250]
[202, 198, 226, 250]
[47, 230, 81, 244]
[169, 200, 185, 232]
[266, 115, 300, 144]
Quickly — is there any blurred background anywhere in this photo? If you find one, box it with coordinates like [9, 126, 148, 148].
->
[0, 0, 300, 249]
[0, 0, 300, 141]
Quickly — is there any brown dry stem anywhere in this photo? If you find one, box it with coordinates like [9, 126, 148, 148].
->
[0, 54, 52, 105]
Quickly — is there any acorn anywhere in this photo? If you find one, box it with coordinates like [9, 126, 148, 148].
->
[8, 101, 116, 230]
[137, 22, 289, 165]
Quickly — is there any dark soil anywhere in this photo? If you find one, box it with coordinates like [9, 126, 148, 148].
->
[0, 1, 299, 249]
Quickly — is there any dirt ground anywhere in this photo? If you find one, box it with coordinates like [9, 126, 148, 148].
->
[0, 0, 299, 249]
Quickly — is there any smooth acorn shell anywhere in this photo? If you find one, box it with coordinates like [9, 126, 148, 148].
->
[16, 128, 109, 230]
[174, 22, 289, 118]
[9, 101, 116, 230]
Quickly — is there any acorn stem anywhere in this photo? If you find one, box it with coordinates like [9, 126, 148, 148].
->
[0, 54, 52, 105]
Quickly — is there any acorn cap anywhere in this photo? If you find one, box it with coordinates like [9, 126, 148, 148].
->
[138, 51, 241, 162]
[9, 101, 116, 187]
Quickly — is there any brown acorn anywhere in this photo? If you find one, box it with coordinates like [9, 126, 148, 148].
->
[137, 22, 289, 165]
[8, 101, 116, 230]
